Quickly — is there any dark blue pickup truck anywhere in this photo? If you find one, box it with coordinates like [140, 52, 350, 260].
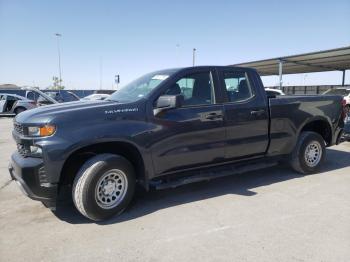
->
[9, 66, 344, 221]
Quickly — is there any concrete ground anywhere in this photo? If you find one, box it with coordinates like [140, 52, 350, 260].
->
[0, 117, 349, 262]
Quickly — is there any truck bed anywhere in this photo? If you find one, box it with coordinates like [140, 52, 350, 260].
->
[267, 95, 343, 156]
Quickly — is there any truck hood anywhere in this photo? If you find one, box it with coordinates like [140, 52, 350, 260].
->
[15, 100, 144, 124]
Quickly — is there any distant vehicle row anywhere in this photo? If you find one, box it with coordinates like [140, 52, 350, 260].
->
[1, 85, 347, 117]
[0, 88, 110, 115]
[0, 89, 57, 116]
[322, 88, 350, 113]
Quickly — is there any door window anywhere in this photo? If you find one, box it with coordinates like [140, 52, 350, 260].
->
[164, 72, 214, 106]
[7, 96, 18, 101]
[26, 92, 36, 101]
[223, 71, 254, 102]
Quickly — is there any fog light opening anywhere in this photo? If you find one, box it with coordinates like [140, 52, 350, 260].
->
[30, 146, 42, 155]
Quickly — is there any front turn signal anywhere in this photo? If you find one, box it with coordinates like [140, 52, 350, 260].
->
[39, 125, 56, 136]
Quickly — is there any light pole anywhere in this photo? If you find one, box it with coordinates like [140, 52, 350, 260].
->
[176, 44, 180, 66]
[55, 33, 62, 86]
[192, 48, 196, 66]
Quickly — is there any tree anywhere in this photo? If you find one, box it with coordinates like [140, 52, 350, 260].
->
[50, 76, 65, 90]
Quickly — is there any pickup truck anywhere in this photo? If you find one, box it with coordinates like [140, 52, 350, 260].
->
[9, 66, 344, 221]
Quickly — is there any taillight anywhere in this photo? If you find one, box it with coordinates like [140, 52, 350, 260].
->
[29, 101, 36, 106]
[341, 99, 347, 120]
[341, 99, 346, 107]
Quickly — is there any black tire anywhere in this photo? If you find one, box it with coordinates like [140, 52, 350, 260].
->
[14, 107, 26, 115]
[289, 131, 326, 174]
[72, 154, 135, 221]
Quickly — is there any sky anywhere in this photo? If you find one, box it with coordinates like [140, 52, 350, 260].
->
[0, 0, 350, 89]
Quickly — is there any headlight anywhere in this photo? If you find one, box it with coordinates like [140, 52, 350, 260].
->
[27, 125, 56, 137]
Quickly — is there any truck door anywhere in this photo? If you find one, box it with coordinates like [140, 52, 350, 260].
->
[219, 68, 269, 159]
[150, 69, 226, 175]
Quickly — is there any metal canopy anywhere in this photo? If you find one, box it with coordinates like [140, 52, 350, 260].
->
[231, 46, 350, 87]
[232, 46, 350, 75]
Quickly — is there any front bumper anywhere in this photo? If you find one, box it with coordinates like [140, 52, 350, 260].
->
[8, 152, 58, 209]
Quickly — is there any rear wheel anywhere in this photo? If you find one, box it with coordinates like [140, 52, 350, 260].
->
[289, 131, 326, 174]
[72, 154, 135, 221]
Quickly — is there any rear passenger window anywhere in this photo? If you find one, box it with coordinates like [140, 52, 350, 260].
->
[223, 71, 254, 102]
[7, 96, 18, 101]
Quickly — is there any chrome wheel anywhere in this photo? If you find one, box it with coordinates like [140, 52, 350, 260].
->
[95, 169, 128, 209]
[304, 141, 322, 167]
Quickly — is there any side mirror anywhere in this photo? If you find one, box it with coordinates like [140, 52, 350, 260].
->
[154, 95, 184, 115]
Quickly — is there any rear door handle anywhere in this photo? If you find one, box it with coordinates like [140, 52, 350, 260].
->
[250, 109, 265, 116]
[205, 112, 223, 120]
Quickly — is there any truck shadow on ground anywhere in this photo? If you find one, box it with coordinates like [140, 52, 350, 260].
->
[54, 147, 350, 225]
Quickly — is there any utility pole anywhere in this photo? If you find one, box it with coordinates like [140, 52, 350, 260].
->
[176, 44, 180, 66]
[192, 48, 196, 66]
[55, 33, 62, 86]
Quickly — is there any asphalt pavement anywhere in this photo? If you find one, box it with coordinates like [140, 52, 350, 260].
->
[1, 117, 350, 262]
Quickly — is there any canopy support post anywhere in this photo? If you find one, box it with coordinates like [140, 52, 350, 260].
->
[278, 59, 283, 89]
[342, 70, 346, 86]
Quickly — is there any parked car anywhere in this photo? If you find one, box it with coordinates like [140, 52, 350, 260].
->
[0, 93, 36, 115]
[323, 88, 350, 113]
[265, 88, 285, 96]
[341, 113, 350, 141]
[21, 87, 58, 106]
[9, 66, 345, 221]
[43, 90, 80, 103]
[81, 93, 110, 101]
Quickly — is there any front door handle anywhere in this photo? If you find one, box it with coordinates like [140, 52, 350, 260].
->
[205, 112, 223, 120]
[250, 109, 265, 116]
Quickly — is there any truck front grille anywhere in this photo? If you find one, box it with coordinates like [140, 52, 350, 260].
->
[17, 143, 29, 157]
[14, 122, 24, 135]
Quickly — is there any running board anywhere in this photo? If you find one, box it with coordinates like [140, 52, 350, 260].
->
[153, 160, 278, 190]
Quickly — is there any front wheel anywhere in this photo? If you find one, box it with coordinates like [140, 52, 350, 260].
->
[72, 154, 135, 221]
[289, 131, 326, 174]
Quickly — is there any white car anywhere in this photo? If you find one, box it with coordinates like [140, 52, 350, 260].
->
[323, 88, 350, 112]
[0, 93, 36, 115]
[81, 93, 110, 101]
[265, 88, 285, 96]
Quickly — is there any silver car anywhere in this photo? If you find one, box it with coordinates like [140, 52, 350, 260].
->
[81, 93, 110, 101]
[0, 93, 37, 115]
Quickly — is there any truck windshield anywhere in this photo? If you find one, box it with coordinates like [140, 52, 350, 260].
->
[109, 70, 177, 103]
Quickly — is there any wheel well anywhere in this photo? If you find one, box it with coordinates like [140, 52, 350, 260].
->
[15, 106, 26, 113]
[300, 120, 332, 146]
[59, 142, 145, 190]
